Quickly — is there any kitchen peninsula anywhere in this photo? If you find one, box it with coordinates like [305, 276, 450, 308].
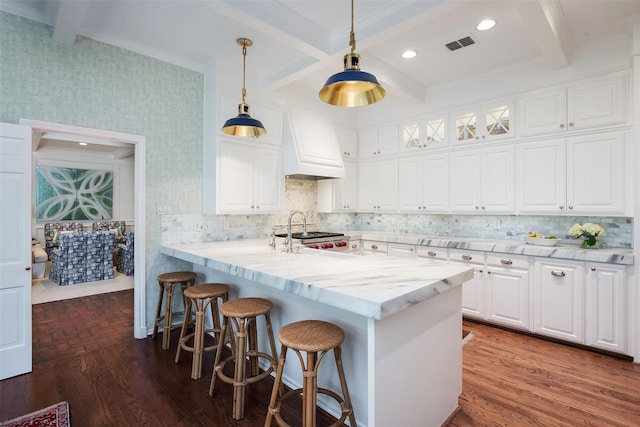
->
[161, 239, 474, 427]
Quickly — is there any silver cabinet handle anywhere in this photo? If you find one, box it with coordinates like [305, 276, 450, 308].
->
[591, 267, 596, 271]
[560, 123, 565, 128]
[427, 251, 437, 257]
[462, 254, 472, 261]
[500, 259, 513, 265]
[352, 244, 358, 249]
[371, 245, 378, 250]
[25, 266, 31, 271]
[569, 122, 574, 127]
[559, 205, 564, 209]
[551, 270, 566, 277]
[568, 206, 573, 210]
[410, 248, 414, 252]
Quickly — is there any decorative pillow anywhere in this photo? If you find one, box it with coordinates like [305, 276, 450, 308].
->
[109, 228, 122, 237]
[52, 230, 75, 243]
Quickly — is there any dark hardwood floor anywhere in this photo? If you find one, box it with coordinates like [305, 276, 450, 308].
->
[2, 289, 640, 426]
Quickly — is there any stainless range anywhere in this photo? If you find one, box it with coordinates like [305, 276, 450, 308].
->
[275, 231, 351, 252]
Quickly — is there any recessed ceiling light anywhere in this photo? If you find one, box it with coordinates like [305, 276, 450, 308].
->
[476, 19, 496, 31]
[79, 142, 88, 146]
[402, 49, 417, 59]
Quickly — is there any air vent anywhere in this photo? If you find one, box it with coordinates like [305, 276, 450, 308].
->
[445, 36, 476, 51]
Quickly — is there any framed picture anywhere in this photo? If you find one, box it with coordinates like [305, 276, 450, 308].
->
[35, 166, 113, 221]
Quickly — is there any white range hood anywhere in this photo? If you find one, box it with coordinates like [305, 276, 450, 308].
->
[284, 109, 345, 179]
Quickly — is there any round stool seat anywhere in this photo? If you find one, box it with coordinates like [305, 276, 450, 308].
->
[183, 283, 229, 300]
[220, 297, 272, 318]
[278, 320, 345, 353]
[157, 271, 196, 283]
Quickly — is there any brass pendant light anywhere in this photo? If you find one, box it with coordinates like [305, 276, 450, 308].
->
[222, 38, 267, 137]
[319, 0, 386, 107]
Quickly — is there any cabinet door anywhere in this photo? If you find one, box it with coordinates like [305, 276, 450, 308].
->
[534, 259, 584, 343]
[486, 255, 530, 331]
[517, 88, 566, 136]
[450, 249, 485, 319]
[516, 139, 566, 214]
[218, 143, 255, 213]
[482, 146, 514, 213]
[358, 128, 378, 158]
[335, 125, 357, 158]
[450, 150, 480, 212]
[425, 116, 448, 148]
[254, 148, 283, 213]
[566, 132, 625, 214]
[357, 161, 379, 211]
[335, 161, 357, 211]
[423, 154, 449, 212]
[568, 74, 626, 130]
[400, 121, 422, 151]
[585, 263, 626, 353]
[377, 124, 399, 155]
[377, 159, 399, 211]
[398, 157, 424, 212]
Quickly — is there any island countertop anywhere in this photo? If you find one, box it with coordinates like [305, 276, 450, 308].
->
[161, 239, 473, 320]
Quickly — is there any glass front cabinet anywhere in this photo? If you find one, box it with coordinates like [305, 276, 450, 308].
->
[452, 100, 514, 144]
[400, 114, 449, 152]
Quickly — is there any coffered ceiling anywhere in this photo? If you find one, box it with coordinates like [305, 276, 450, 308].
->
[3, 0, 640, 106]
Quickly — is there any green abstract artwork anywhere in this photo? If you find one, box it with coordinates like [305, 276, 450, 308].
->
[36, 166, 113, 220]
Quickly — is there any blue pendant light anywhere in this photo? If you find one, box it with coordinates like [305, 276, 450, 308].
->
[319, 0, 386, 107]
[222, 38, 266, 137]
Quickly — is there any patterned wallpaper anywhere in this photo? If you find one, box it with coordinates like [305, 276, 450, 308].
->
[1, 12, 203, 328]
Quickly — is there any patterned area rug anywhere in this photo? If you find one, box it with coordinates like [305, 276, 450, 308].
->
[2, 402, 70, 427]
[462, 329, 475, 345]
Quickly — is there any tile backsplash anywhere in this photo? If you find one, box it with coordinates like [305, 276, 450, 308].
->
[161, 178, 633, 249]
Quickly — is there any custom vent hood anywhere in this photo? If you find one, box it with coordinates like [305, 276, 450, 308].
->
[283, 109, 345, 179]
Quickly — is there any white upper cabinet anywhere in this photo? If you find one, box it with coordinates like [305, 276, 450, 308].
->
[218, 94, 284, 146]
[317, 161, 357, 212]
[517, 72, 627, 137]
[450, 146, 515, 213]
[517, 131, 626, 215]
[398, 153, 449, 213]
[216, 140, 283, 214]
[452, 100, 514, 144]
[357, 159, 398, 211]
[334, 124, 358, 159]
[358, 124, 399, 158]
[399, 114, 449, 152]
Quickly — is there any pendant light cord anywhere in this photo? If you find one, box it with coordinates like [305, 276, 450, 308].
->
[349, 0, 356, 53]
[241, 43, 247, 103]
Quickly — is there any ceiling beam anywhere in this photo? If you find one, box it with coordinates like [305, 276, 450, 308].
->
[513, 0, 572, 69]
[52, 0, 90, 45]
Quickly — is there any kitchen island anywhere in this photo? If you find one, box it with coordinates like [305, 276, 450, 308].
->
[161, 239, 474, 427]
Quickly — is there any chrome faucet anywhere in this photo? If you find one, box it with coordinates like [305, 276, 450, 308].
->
[286, 210, 307, 253]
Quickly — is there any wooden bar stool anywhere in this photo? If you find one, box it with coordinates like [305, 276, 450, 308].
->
[265, 320, 357, 427]
[153, 271, 196, 350]
[209, 297, 279, 420]
[175, 283, 230, 380]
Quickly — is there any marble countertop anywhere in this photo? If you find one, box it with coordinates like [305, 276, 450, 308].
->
[347, 232, 634, 265]
[161, 239, 474, 320]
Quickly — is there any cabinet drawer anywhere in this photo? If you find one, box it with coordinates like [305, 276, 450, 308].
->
[387, 243, 416, 258]
[361, 241, 387, 255]
[415, 246, 447, 261]
[449, 249, 485, 266]
[486, 254, 529, 269]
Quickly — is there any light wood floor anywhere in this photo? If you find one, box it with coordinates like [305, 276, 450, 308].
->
[449, 320, 640, 426]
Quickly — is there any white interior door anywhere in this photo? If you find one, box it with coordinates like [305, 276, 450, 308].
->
[0, 122, 32, 379]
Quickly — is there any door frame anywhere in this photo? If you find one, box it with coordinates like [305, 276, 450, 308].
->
[21, 119, 147, 339]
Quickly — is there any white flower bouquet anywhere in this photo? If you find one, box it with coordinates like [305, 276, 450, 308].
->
[568, 223, 605, 248]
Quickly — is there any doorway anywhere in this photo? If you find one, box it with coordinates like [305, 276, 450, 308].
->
[21, 119, 147, 339]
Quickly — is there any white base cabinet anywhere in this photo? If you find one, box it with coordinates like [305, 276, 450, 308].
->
[533, 259, 584, 344]
[585, 262, 627, 354]
[449, 249, 486, 320]
[485, 254, 530, 331]
[317, 161, 357, 212]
